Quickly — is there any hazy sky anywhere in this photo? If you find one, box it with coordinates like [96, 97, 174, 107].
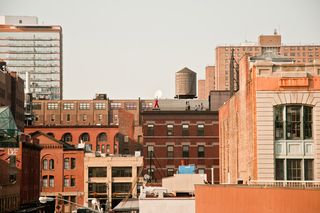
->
[1, 0, 320, 99]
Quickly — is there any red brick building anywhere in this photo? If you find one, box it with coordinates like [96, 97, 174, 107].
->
[0, 60, 24, 130]
[0, 135, 41, 212]
[29, 131, 85, 212]
[141, 110, 219, 183]
[25, 126, 119, 154]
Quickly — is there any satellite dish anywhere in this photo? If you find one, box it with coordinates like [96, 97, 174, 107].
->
[154, 90, 162, 99]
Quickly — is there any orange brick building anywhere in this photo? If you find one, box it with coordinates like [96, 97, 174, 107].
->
[29, 131, 85, 213]
[219, 52, 320, 184]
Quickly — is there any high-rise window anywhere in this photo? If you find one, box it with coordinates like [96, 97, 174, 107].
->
[167, 124, 174, 136]
[147, 124, 154, 136]
[198, 146, 205, 157]
[197, 124, 205, 136]
[167, 145, 174, 158]
[182, 124, 189, 136]
[182, 145, 189, 158]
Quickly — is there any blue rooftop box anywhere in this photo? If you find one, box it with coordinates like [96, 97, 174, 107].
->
[177, 165, 196, 174]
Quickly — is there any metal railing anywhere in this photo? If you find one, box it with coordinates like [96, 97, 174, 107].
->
[248, 180, 320, 189]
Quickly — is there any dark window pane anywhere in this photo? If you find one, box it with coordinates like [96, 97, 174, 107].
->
[304, 159, 314, 180]
[182, 145, 189, 158]
[182, 124, 189, 136]
[89, 167, 107, 177]
[167, 145, 174, 158]
[147, 124, 154, 136]
[275, 159, 284, 180]
[303, 107, 312, 139]
[274, 106, 284, 140]
[167, 124, 174, 136]
[287, 159, 301, 180]
[112, 167, 132, 177]
[167, 168, 174, 176]
[198, 146, 205, 158]
[286, 106, 301, 139]
[197, 124, 204, 136]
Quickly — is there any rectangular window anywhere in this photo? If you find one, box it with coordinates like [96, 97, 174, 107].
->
[88, 183, 107, 198]
[167, 168, 174, 176]
[286, 106, 301, 139]
[198, 146, 205, 157]
[287, 159, 301, 180]
[79, 103, 90, 110]
[89, 167, 107, 177]
[182, 124, 189, 136]
[167, 124, 174, 136]
[95, 102, 106, 110]
[63, 103, 74, 110]
[111, 102, 121, 109]
[70, 176, 76, 186]
[42, 176, 48, 187]
[64, 158, 70, 170]
[198, 168, 205, 174]
[82, 114, 87, 121]
[71, 158, 76, 169]
[64, 176, 70, 187]
[303, 107, 312, 139]
[112, 167, 132, 177]
[125, 102, 137, 110]
[49, 176, 54, 187]
[50, 114, 55, 122]
[304, 159, 314, 180]
[167, 145, 174, 158]
[274, 106, 284, 140]
[112, 183, 132, 194]
[66, 114, 71, 122]
[32, 103, 42, 110]
[98, 114, 102, 122]
[147, 124, 154, 136]
[197, 124, 205, 136]
[147, 146, 154, 157]
[182, 145, 189, 158]
[47, 103, 58, 110]
[275, 159, 284, 180]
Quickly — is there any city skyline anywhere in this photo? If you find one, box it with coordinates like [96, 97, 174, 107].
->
[1, 0, 320, 99]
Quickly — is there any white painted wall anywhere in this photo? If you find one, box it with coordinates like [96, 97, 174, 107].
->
[0, 16, 38, 25]
[139, 198, 195, 213]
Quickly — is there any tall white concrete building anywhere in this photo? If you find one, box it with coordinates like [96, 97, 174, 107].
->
[0, 16, 62, 100]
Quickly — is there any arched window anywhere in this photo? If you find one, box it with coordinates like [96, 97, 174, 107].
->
[61, 133, 73, 142]
[79, 133, 90, 142]
[43, 159, 48, 170]
[49, 159, 54, 170]
[47, 132, 55, 138]
[97, 133, 107, 142]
